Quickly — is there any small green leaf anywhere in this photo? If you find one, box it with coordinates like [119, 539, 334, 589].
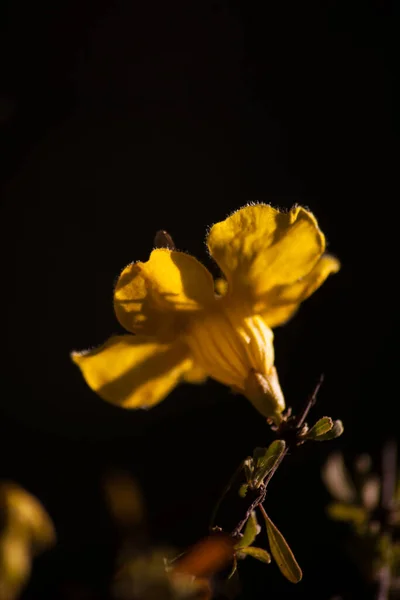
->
[313, 420, 344, 441]
[238, 483, 248, 498]
[304, 417, 333, 440]
[239, 546, 271, 564]
[235, 511, 259, 549]
[252, 440, 286, 488]
[261, 509, 302, 583]
[228, 554, 238, 579]
[253, 447, 268, 465]
[327, 502, 368, 526]
[243, 457, 254, 483]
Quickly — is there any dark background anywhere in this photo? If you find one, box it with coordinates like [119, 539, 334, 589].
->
[0, 1, 397, 598]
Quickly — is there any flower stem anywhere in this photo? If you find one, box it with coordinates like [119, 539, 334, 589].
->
[229, 375, 324, 538]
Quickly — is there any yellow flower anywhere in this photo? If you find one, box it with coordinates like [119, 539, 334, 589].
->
[72, 204, 339, 423]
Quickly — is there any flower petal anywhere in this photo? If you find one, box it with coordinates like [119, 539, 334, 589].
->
[260, 254, 340, 327]
[183, 363, 208, 383]
[71, 335, 194, 409]
[114, 249, 216, 337]
[207, 204, 325, 301]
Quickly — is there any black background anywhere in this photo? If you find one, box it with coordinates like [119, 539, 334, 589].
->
[0, 1, 397, 598]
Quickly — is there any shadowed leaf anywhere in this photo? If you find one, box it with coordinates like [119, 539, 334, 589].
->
[238, 484, 248, 498]
[235, 512, 259, 549]
[314, 420, 344, 441]
[261, 509, 302, 583]
[252, 441, 286, 488]
[304, 417, 333, 440]
[239, 546, 271, 564]
[228, 555, 238, 579]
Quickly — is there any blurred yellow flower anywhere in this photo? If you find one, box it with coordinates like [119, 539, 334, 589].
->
[0, 482, 55, 600]
[72, 204, 339, 422]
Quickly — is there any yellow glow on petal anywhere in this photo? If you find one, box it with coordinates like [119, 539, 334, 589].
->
[114, 249, 216, 337]
[244, 366, 285, 421]
[236, 314, 275, 376]
[183, 363, 208, 384]
[185, 309, 249, 388]
[207, 204, 325, 301]
[186, 308, 274, 387]
[259, 254, 341, 327]
[185, 306, 285, 418]
[71, 336, 194, 409]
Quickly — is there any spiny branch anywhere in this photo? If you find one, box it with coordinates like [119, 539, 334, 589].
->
[230, 375, 324, 539]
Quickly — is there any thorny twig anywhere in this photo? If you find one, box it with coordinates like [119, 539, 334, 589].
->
[230, 375, 325, 539]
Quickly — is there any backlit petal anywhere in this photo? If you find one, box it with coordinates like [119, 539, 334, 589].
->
[71, 336, 194, 409]
[185, 307, 275, 391]
[183, 363, 208, 383]
[207, 204, 325, 301]
[114, 249, 216, 338]
[260, 254, 340, 327]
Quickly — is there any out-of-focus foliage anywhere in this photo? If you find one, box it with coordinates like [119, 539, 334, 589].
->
[104, 472, 235, 600]
[323, 450, 400, 591]
[0, 482, 55, 600]
[323, 453, 380, 536]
